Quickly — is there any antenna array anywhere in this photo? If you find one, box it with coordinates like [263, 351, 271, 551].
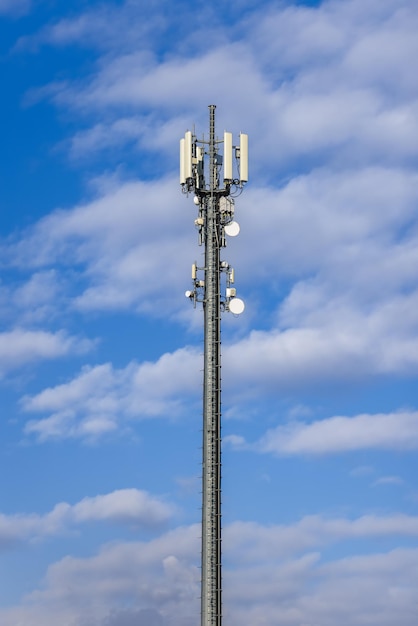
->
[180, 105, 248, 626]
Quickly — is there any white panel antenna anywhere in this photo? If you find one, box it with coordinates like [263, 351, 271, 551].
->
[223, 132, 233, 181]
[184, 131, 192, 180]
[195, 145, 203, 163]
[239, 133, 248, 183]
[180, 138, 186, 184]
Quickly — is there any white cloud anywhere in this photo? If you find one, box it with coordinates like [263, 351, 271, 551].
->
[0, 329, 92, 377]
[68, 117, 147, 160]
[3, 108, 418, 379]
[245, 0, 418, 162]
[3, 165, 417, 400]
[21, 524, 200, 626]
[372, 476, 404, 487]
[0, 0, 30, 16]
[2, 0, 417, 436]
[225, 514, 418, 563]
[350, 465, 374, 477]
[20, 315, 418, 441]
[102, 607, 164, 626]
[14, 2, 166, 53]
[5, 176, 195, 319]
[236, 167, 418, 282]
[71, 489, 174, 526]
[12, 271, 60, 310]
[22, 347, 201, 441]
[308, 548, 418, 626]
[255, 411, 418, 456]
[24, 0, 416, 179]
[218, 165, 418, 388]
[223, 306, 418, 391]
[0, 489, 173, 549]
[2, 514, 418, 625]
[3, 1, 418, 624]
[0, 270, 65, 325]
[26, 0, 417, 395]
[226, 547, 418, 626]
[6, 163, 416, 329]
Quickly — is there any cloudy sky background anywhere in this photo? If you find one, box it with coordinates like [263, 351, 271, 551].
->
[1, 0, 418, 624]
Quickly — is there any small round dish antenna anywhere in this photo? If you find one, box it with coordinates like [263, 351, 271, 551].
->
[225, 221, 240, 237]
[229, 297, 245, 315]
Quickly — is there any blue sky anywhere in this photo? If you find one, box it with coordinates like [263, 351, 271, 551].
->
[1, 0, 418, 624]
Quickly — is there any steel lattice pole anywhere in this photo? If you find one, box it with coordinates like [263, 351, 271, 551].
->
[201, 104, 222, 626]
[181, 104, 247, 626]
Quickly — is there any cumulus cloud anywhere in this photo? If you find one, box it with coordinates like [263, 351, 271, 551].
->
[3, 1, 418, 625]
[21, 524, 200, 626]
[20, 331, 418, 443]
[4, 0, 418, 384]
[14, 1, 174, 54]
[1, 515, 418, 626]
[0, 489, 174, 549]
[21, 0, 416, 179]
[225, 514, 418, 562]
[1, 159, 417, 405]
[0, 0, 30, 16]
[12, 270, 61, 312]
[4, 37, 418, 379]
[22, 347, 200, 441]
[0, 270, 66, 326]
[223, 311, 418, 391]
[220, 166, 418, 388]
[0, 328, 92, 378]
[68, 117, 147, 160]
[372, 475, 404, 487]
[102, 608, 164, 626]
[254, 411, 418, 455]
[71, 489, 174, 526]
[236, 167, 418, 281]
[4, 161, 418, 392]
[4, 177, 194, 319]
[227, 547, 418, 626]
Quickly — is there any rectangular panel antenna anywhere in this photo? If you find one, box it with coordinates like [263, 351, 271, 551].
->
[239, 133, 248, 183]
[223, 132, 233, 181]
[184, 131, 193, 180]
[194, 146, 203, 163]
[180, 138, 186, 184]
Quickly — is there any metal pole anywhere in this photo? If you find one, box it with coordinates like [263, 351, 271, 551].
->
[201, 104, 222, 626]
[180, 106, 247, 626]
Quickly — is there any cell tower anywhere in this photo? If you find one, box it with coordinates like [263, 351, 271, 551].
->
[180, 105, 248, 626]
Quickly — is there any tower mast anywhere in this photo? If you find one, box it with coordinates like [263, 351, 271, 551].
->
[180, 105, 248, 626]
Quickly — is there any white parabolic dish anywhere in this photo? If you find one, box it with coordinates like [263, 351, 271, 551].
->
[229, 297, 245, 315]
[224, 221, 240, 237]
